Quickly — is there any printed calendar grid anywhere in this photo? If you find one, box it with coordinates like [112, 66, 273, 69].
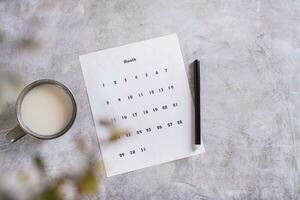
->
[97, 64, 189, 164]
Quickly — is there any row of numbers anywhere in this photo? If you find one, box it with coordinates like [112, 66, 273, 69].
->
[110, 102, 179, 122]
[106, 85, 174, 105]
[135, 120, 183, 135]
[119, 147, 147, 158]
[116, 120, 183, 140]
[102, 68, 168, 87]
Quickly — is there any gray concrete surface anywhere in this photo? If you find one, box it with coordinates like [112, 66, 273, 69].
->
[0, 0, 299, 199]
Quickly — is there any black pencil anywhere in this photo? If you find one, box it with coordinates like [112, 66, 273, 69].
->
[194, 59, 201, 146]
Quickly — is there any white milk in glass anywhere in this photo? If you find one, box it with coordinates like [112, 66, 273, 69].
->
[20, 84, 74, 136]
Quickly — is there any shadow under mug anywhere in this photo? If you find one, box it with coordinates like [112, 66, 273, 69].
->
[6, 79, 77, 143]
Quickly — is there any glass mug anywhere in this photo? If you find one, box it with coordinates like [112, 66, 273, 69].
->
[6, 79, 77, 143]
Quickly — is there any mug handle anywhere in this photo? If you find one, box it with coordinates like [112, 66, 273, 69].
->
[6, 125, 26, 143]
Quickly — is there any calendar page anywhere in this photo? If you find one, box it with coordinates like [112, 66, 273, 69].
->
[79, 34, 205, 177]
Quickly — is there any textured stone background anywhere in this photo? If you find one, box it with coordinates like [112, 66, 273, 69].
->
[0, 0, 299, 199]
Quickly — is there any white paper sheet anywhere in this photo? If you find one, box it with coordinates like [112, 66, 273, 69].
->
[79, 34, 205, 177]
